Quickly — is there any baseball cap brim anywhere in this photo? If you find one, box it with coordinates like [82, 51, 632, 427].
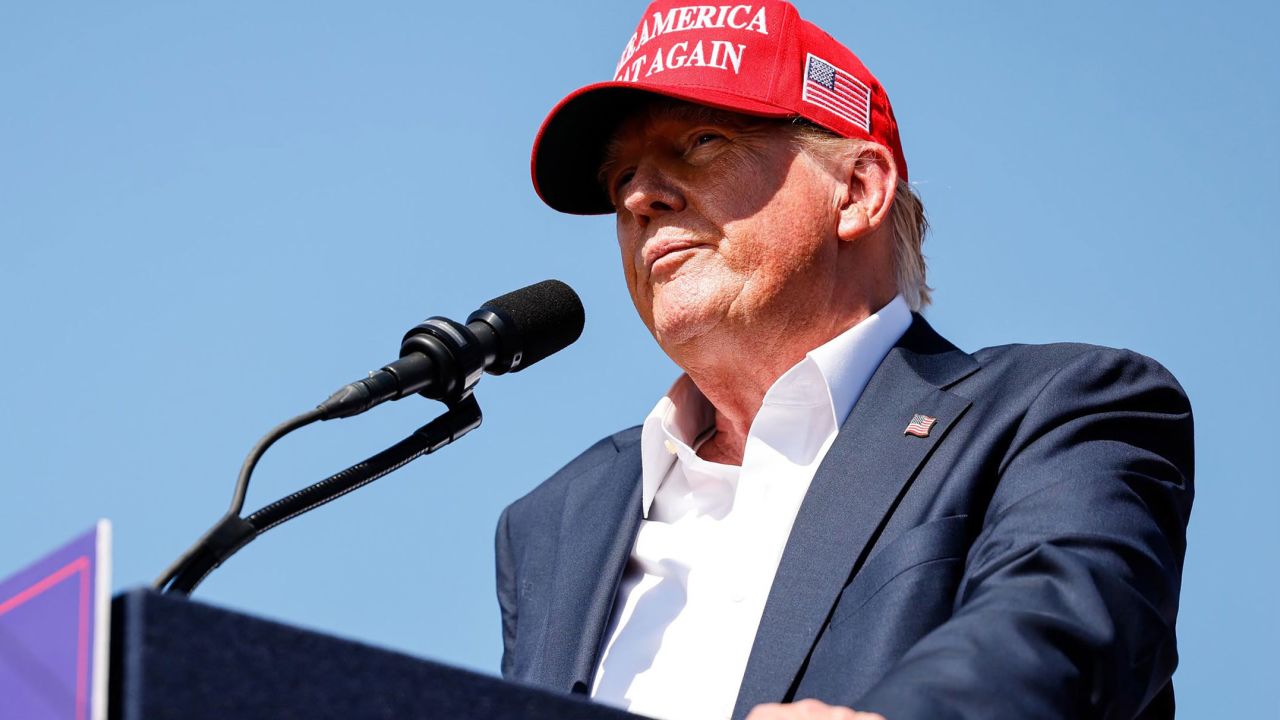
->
[531, 81, 797, 215]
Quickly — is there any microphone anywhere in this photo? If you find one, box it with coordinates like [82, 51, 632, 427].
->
[318, 279, 584, 419]
[153, 279, 583, 595]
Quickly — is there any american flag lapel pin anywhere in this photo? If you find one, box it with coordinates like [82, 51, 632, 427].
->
[904, 414, 937, 438]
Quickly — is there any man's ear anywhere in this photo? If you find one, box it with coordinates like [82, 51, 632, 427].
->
[836, 143, 898, 243]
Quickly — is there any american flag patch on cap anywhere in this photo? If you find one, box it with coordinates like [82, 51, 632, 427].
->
[802, 54, 871, 132]
[904, 414, 937, 438]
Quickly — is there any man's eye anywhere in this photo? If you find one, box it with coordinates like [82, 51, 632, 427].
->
[612, 170, 635, 198]
[693, 133, 722, 147]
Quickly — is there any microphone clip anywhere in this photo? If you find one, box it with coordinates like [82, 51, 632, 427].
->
[399, 317, 486, 407]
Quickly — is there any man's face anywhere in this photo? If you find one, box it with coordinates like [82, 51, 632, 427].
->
[602, 102, 843, 352]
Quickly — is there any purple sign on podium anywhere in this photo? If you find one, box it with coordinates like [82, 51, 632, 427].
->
[0, 521, 112, 720]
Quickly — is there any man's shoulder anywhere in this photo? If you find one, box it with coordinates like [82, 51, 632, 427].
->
[501, 425, 642, 524]
[965, 340, 1184, 392]
[944, 339, 1191, 434]
[906, 315, 1184, 396]
[973, 338, 1147, 366]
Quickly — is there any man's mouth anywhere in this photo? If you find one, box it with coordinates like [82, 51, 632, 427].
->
[643, 237, 706, 274]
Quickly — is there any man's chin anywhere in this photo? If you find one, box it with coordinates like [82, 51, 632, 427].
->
[643, 278, 740, 351]
[649, 306, 727, 352]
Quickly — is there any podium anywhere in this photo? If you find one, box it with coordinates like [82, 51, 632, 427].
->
[109, 589, 640, 720]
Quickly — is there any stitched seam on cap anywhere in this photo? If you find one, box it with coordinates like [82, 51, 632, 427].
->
[763, 6, 794, 103]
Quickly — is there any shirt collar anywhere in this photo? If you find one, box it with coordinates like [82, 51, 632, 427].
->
[639, 295, 913, 517]
[808, 293, 912, 429]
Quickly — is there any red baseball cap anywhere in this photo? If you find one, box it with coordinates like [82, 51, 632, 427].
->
[531, 0, 907, 215]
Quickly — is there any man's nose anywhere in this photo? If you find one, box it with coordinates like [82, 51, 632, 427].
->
[621, 163, 686, 225]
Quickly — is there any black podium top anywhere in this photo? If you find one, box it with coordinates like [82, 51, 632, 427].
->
[109, 589, 640, 720]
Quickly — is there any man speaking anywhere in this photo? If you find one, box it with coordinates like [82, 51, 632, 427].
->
[496, 2, 1193, 718]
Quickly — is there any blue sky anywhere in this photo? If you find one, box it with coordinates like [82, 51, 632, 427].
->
[2, 1, 1276, 716]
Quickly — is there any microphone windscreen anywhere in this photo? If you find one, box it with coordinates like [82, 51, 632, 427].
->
[477, 279, 585, 372]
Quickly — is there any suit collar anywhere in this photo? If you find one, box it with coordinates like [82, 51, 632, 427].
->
[732, 314, 978, 718]
[536, 437, 643, 695]
[893, 313, 981, 389]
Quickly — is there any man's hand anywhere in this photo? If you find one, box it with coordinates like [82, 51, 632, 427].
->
[746, 699, 886, 720]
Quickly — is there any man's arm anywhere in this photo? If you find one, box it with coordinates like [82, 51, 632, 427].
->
[851, 347, 1193, 719]
[495, 505, 520, 679]
[749, 347, 1192, 719]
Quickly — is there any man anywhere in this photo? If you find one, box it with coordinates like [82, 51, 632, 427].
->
[496, 2, 1193, 718]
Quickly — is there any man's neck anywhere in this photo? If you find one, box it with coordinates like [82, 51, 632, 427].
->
[672, 302, 885, 465]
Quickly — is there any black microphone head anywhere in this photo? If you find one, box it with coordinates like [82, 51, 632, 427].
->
[468, 279, 584, 374]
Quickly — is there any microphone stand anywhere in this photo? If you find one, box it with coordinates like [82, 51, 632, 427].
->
[154, 394, 483, 596]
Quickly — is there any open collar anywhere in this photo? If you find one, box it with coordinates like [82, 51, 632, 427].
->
[638, 295, 913, 517]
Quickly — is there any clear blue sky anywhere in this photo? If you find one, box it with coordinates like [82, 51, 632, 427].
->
[2, 1, 1276, 716]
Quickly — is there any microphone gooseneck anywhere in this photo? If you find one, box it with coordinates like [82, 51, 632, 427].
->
[154, 280, 584, 595]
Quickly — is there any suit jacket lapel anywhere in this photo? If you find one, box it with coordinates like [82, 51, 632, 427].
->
[537, 442, 643, 694]
[732, 316, 978, 718]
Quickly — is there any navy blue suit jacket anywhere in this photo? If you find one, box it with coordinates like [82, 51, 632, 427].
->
[495, 316, 1193, 719]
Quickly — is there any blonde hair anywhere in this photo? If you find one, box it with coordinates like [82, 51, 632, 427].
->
[788, 123, 933, 311]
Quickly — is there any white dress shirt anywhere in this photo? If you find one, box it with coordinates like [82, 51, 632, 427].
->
[590, 296, 912, 720]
